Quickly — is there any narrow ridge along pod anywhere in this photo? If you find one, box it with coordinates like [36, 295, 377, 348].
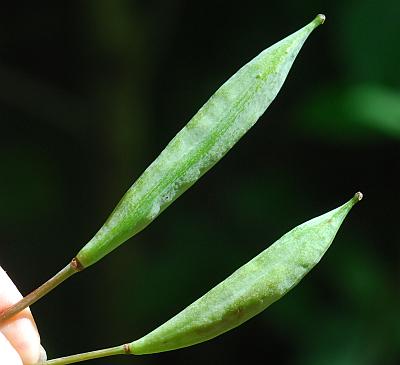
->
[77, 13, 326, 268]
[41, 192, 362, 364]
[0, 14, 325, 324]
[129, 192, 362, 354]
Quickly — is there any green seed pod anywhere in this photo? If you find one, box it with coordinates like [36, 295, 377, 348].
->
[129, 192, 362, 355]
[76, 14, 325, 268]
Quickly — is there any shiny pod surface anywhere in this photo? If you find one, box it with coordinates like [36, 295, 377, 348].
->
[130, 193, 361, 354]
[76, 15, 325, 268]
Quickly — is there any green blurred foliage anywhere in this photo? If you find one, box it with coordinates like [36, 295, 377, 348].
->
[0, 1, 399, 364]
[299, 84, 400, 141]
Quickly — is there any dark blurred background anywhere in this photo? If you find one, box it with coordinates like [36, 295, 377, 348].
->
[1, 1, 399, 364]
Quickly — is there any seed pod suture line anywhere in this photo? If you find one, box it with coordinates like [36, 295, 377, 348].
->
[40, 191, 362, 364]
[0, 14, 325, 326]
[129, 192, 362, 354]
[76, 14, 326, 268]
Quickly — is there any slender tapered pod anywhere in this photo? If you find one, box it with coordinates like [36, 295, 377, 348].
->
[42, 192, 362, 364]
[128, 192, 362, 354]
[0, 14, 325, 325]
[76, 13, 326, 268]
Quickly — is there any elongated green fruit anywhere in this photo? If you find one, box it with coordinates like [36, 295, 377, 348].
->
[0, 13, 326, 328]
[41, 192, 361, 364]
[129, 192, 362, 355]
[76, 14, 326, 268]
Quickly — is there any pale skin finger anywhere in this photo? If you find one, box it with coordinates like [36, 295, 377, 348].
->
[0, 331, 23, 365]
[0, 266, 43, 364]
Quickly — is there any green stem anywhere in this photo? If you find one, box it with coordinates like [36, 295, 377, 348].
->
[0, 258, 83, 325]
[42, 344, 129, 365]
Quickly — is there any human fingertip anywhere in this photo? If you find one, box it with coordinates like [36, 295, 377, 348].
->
[37, 345, 47, 363]
[1, 317, 41, 365]
[0, 332, 23, 365]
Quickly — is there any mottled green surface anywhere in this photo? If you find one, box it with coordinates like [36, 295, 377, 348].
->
[76, 15, 324, 268]
[130, 193, 361, 354]
[2, 3, 399, 364]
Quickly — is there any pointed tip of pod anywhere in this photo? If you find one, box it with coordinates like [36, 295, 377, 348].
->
[349, 191, 363, 208]
[308, 14, 326, 29]
[311, 14, 326, 27]
[315, 14, 326, 25]
[354, 191, 363, 202]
